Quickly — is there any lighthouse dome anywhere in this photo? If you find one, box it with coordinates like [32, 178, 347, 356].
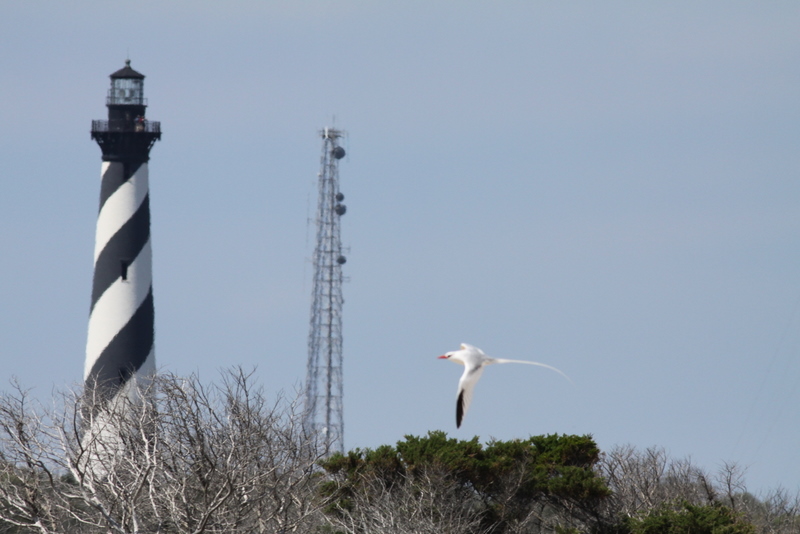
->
[110, 59, 145, 80]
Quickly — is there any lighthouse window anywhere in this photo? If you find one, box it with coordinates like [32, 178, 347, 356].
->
[120, 260, 130, 281]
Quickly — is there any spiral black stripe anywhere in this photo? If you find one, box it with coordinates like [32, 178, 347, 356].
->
[86, 287, 154, 397]
[98, 161, 144, 213]
[90, 195, 151, 312]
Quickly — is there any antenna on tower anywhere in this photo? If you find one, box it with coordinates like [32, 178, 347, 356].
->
[304, 127, 348, 455]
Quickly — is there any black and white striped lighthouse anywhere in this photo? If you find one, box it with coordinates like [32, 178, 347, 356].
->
[85, 61, 161, 402]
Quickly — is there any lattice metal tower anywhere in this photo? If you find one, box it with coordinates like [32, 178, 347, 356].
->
[305, 127, 348, 454]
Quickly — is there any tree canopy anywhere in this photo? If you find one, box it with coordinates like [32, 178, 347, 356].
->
[320, 431, 611, 533]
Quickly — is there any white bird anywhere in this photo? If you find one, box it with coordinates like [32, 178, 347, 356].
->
[437, 343, 572, 428]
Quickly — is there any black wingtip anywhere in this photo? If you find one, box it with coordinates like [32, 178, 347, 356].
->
[456, 390, 465, 428]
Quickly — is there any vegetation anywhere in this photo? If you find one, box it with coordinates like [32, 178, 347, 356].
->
[622, 501, 755, 534]
[0, 371, 326, 533]
[0, 371, 797, 533]
[320, 431, 610, 533]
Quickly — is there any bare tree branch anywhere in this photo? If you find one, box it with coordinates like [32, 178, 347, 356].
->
[0, 370, 327, 534]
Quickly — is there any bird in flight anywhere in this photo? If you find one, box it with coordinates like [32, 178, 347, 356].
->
[438, 343, 572, 428]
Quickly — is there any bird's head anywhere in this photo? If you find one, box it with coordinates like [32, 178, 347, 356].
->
[437, 349, 465, 365]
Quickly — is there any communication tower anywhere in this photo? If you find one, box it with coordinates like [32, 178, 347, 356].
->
[305, 127, 347, 454]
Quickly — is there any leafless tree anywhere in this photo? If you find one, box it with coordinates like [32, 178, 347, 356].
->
[0, 378, 71, 533]
[715, 461, 748, 512]
[322, 465, 491, 534]
[756, 486, 800, 534]
[0, 369, 327, 534]
[597, 444, 800, 534]
[597, 444, 717, 520]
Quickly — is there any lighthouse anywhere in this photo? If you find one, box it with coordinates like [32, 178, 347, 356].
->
[85, 61, 161, 403]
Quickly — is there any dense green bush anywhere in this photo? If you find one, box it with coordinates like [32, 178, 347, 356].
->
[623, 501, 755, 534]
[321, 431, 611, 533]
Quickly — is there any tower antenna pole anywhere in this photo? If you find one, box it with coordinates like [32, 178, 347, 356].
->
[305, 127, 347, 454]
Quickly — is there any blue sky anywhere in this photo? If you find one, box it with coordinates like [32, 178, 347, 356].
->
[2, 2, 799, 494]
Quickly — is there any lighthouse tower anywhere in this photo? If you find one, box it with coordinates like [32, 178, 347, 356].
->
[85, 61, 161, 402]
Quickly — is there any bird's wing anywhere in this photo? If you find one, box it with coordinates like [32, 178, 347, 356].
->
[456, 364, 485, 428]
[492, 358, 574, 385]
